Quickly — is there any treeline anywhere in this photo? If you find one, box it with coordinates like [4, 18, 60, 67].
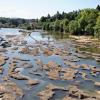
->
[40, 5, 100, 38]
[0, 5, 100, 38]
[0, 17, 38, 30]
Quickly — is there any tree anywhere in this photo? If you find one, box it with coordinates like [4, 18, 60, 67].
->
[77, 9, 98, 35]
[54, 19, 60, 31]
[60, 21, 64, 32]
[55, 11, 62, 20]
[63, 19, 69, 32]
[60, 19, 69, 32]
[27, 26, 32, 30]
[40, 7, 99, 36]
[94, 14, 100, 38]
[69, 20, 80, 35]
[42, 23, 50, 30]
[96, 5, 100, 11]
[47, 14, 50, 19]
[40, 16, 46, 22]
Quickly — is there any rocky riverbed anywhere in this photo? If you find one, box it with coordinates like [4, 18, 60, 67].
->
[0, 28, 100, 100]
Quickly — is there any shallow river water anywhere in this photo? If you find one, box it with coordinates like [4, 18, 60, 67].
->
[0, 28, 100, 100]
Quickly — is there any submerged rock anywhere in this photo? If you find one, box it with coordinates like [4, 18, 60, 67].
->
[13, 57, 30, 61]
[20, 62, 33, 68]
[11, 47, 18, 50]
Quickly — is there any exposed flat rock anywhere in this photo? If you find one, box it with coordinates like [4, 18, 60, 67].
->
[95, 82, 100, 87]
[61, 68, 78, 80]
[27, 79, 39, 86]
[43, 48, 53, 56]
[0, 81, 23, 100]
[38, 84, 66, 100]
[63, 96, 78, 100]
[10, 73, 28, 80]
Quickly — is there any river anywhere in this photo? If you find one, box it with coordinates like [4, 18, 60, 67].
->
[0, 28, 100, 100]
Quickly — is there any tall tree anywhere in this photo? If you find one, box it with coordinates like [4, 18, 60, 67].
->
[69, 20, 80, 35]
[94, 13, 100, 38]
[96, 5, 100, 11]
[54, 19, 60, 31]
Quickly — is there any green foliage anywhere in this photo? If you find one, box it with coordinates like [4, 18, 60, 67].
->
[96, 5, 100, 11]
[0, 17, 37, 29]
[27, 26, 32, 30]
[54, 19, 61, 31]
[61, 19, 69, 32]
[77, 9, 98, 35]
[69, 20, 80, 35]
[40, 6, 100, 38]
[94, 13, 100, 38]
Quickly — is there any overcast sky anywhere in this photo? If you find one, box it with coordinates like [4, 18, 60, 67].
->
[0, 0, 99, 19]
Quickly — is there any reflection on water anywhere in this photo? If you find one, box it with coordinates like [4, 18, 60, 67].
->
[0, 28, 20, 35]
[47, 31, 69, 40]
